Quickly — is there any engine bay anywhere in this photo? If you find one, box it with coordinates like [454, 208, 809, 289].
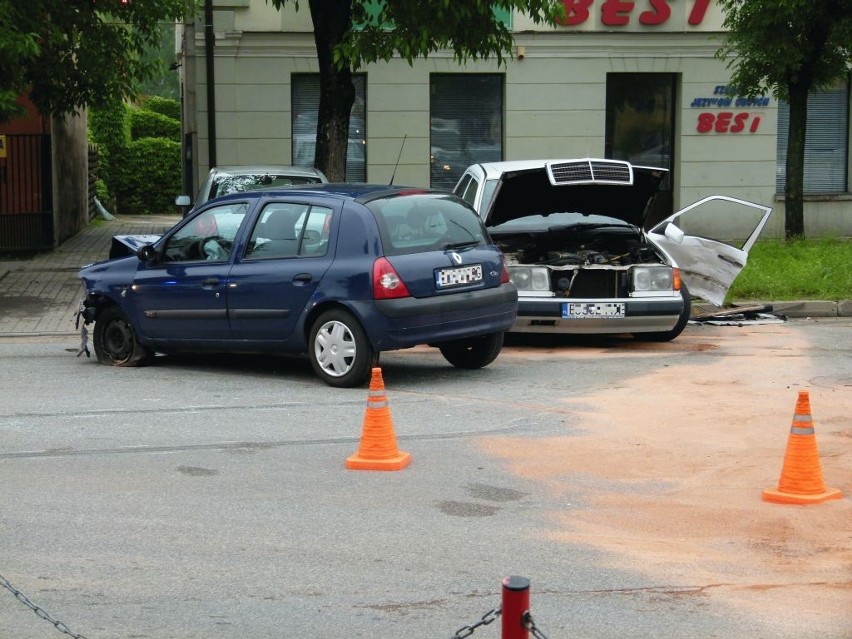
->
[492, 226, 667, 268]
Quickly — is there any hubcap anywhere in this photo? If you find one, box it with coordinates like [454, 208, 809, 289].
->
[314, 320, 356, 377]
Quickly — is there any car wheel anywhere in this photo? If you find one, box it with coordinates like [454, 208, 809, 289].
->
[93, 305, 153, 367]
[309, 309, 375, 388]
[635, 285, 691, 342]
[439, 332, 504, 369]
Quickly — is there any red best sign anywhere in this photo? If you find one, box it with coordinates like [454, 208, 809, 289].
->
[559, 0, 711, 26]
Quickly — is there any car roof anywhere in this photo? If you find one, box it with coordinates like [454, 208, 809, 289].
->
[206, 183, 436, 205]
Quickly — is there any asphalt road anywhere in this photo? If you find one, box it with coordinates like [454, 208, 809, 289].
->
[1, 319, 850, 639]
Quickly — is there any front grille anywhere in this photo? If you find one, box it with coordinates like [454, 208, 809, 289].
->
[549, 161, 593, 183]
[548, 159, 633, 186]
[589, 160, 632, 183]
[551, 268, 628, 298]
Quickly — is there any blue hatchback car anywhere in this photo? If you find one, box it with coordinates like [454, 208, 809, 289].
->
[78, 184, 518, 387]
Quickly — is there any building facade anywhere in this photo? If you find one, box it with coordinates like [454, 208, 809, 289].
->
[176, 0, 851, 238]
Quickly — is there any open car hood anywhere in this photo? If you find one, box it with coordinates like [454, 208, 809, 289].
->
[484, 159, 668, 228]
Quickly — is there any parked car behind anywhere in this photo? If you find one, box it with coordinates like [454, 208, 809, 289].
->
[454, 158, 772, 341]
[79, 185, 518, 387]
[175, 165, 328, 217]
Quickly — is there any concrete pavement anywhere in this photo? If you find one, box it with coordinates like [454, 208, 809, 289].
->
[0, 215, 180, 337]
[0, 214, 848, 338]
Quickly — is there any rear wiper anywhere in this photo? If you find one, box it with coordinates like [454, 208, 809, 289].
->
[443, 240, 480, 250]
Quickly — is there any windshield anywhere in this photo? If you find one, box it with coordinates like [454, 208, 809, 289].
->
[488, 211, 635, 234]
[367, 193, 488, 256]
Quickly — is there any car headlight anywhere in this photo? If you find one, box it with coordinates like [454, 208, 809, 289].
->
[632, 266, 674, 292]
[508, 266, 550, 291]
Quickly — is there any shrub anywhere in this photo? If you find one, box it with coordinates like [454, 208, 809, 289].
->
[142, 95, 180, 121]
[130, 108, 180, 140]
[114, 137, 182, 215]
[88, 99, 132, 205]
[90, 95, 181, 215]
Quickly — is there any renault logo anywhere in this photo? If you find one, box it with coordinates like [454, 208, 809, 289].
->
[451, 252, 463, 265]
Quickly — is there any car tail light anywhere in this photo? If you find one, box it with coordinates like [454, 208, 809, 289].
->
[373, 257, 411, 299]
[499, 254, 511, 284]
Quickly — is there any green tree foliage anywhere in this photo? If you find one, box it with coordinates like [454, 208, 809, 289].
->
[268, 0, 565, 181]
[0, 0, 190, 123]
[716, 0, 852, 238]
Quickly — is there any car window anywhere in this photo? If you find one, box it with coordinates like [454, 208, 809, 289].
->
[245, 203, 333, 259]
[367, 193, 487, 256]
[161, 203, 248, 262]
[461, 175, 480, 206]
[295, 206, 334, 256]
[480, 179, 499, 216]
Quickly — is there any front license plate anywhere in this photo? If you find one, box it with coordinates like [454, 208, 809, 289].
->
[436, 264, 483, 288]
[563, 302, 626, 319]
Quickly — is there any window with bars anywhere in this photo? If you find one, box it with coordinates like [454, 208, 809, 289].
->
[776, 81, 849, 194]
[429, 74, 503, 189]
[291, 74, 367, 182]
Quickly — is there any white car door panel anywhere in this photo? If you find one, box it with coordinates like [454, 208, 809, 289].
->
[649, 195, 772, 306]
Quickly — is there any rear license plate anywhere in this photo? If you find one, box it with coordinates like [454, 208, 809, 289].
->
[436, 264, 483, 288]
[563, 302, 625, 319]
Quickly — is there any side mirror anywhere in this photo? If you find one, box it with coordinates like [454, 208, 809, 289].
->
[663, 222, 685, 244]
[137, 244, 158, 263]
[175, 195, 191, 207]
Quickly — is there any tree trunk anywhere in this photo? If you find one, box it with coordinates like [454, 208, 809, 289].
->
[309, 0, 355, 182]
[784, 84, 808, 239]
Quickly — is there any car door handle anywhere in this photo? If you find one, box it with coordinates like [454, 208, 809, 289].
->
[717, 254, 743, 268]
[293, 273, 313, 284]
[202, 278, 220, 287]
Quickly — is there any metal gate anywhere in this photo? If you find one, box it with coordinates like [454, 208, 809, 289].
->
[0, 133, 54, 252]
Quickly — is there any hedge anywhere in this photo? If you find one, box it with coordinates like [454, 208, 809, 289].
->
[90, 96, 182, 215]
[114, 137, 182, 215]
[131, 108, 180, 140]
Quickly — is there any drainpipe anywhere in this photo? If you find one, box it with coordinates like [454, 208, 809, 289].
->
[204, 0, 217, 168]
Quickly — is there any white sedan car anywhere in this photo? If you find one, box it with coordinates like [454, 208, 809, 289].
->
[453, 158, 772, 341]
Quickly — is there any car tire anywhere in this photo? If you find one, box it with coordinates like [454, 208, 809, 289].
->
[93, 305, 153, 367]
[439, 332, 504, 369]
[309, 309, 375, 388]
[635, 285, 691, 342]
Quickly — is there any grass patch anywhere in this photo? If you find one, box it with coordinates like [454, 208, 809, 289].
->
[727, 237, 852, 302]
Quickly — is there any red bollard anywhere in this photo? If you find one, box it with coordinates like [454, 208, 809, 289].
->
[501, 575, 530, 639]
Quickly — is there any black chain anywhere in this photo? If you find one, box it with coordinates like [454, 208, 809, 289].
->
[524, 611, 550, 639]
[450, 605, 501, 639]
[0, 572, 89, 639]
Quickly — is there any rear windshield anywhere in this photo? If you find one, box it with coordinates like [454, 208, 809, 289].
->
[366, 193, 489, 256]
[210, 174, 322, 199]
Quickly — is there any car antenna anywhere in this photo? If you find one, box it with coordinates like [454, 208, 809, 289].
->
[389, 134, 407, 185]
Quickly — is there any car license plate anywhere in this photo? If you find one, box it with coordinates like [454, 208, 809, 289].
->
[436, 264, 483, 288]
[563, 302, 626, 319]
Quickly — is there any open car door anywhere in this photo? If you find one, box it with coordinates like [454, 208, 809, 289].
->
[648, 195, 772, 306]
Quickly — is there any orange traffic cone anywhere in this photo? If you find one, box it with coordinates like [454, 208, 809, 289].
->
[346, 367, 411, 471]
[762, 390, 842, 505]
